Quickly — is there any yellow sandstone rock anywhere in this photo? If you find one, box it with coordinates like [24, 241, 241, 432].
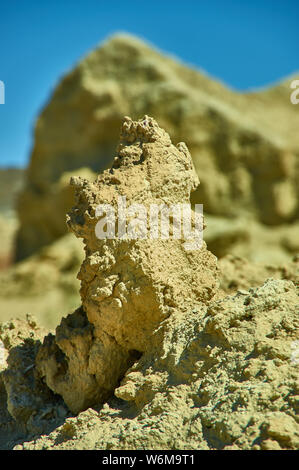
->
[35, 116, 219, 413]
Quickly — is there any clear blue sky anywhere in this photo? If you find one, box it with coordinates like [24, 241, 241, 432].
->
[0, 0, 298, 168]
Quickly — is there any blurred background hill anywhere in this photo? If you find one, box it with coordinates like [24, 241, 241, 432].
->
[0, 168, 24, 269]
[0, 168, 24, 214]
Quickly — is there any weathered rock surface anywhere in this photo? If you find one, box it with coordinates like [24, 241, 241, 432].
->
[0, 316, 69, 448]
[15, 34, 299, 261]
[0, 117, 298, 451]
[35, 116, 219, 414]
[11, 278, 299, 450]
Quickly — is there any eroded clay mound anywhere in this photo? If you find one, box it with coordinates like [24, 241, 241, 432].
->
[35, 116, 219, 414]
[1, 116, 298, 451]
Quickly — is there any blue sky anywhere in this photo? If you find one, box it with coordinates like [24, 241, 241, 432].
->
[0, 0, 298, 168]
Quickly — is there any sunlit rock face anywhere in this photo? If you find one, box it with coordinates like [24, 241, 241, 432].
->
[35, 116, 219, 413]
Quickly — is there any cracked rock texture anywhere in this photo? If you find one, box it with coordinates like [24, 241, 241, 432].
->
[34, 116, 219, 414]
[0, 117, 298, 451]
[10, 278, 299, 450]
[0, 316, 69, 449]
[15, 34, 299, 262]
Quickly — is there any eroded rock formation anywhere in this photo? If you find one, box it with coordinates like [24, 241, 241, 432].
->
[0, 117, 298, 450]
[8, 278, 299, 450]
[35, 116, 219, 413]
